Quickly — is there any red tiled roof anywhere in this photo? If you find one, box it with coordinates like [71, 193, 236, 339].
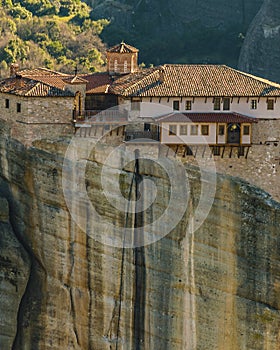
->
[110, 65, 280, 97]
[107, 42, 138, 53]
[17, 68, 86, 89]
[0, 77, 74, 97]
[155, 112, 258, 124]
[80, 73, 113, 94]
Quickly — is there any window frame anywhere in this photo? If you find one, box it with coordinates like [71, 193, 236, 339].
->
[201, 124, 209, 136]
[223, 97, 230, 111]
[267, 99, 274, 110]
[173, 100, 180, 111]
[16, 102, 21, 113]
[169, 124, 177, 136]
[185, 100, 192, 110]
[179, 124, 188, 135]
[213, 97, 221, 110]
[190, 124, 198, 135]
[250, 99, 257, 110]
[243, 124, 250, 136]
[218, 125, 225, 136]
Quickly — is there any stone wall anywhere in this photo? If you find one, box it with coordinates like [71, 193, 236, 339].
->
[0, 93, 74, 124]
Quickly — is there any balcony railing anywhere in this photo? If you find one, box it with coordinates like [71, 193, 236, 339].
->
[125, 131, 159, 142]
[74, 109, 129, 123]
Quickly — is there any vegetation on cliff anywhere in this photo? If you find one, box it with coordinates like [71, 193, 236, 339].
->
[0, 0, 108, 76]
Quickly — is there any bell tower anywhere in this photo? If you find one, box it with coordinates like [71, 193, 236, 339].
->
[107, 42, 139, 75]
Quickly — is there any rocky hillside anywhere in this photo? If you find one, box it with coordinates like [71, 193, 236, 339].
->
[0, 121, 280, 349]
[238, 0, 280, 82]
[91, 0, 263, 66]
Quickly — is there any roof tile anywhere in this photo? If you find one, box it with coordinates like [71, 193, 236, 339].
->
[110, 65, 280, 97]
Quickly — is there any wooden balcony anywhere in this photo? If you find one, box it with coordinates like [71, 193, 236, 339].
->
[125, 131, 160, 142]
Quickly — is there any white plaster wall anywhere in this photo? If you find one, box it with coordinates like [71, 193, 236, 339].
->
[161, 122, 216, 144]
[140, 97, 280, 119]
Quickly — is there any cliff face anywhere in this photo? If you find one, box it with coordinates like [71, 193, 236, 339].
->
[0, 122, 280, 349]
[92, 0, 263, 66]
[238, 0, 280, 82]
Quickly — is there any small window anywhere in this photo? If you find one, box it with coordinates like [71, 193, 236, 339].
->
[144, 123, 151, 131]
[185, 100, 192, 110]
[201, 125, 209, 136]
[169, 125, 177, 135]
[5, 99, 9, 108]
[124, 60, 128, 73]
[173, 100, 180, 111]
[267, 99, 274, 110]
[17, 103, 21, 113]
[243, 125, 250, 135]
[213, 97, 221, 110]
[180, 125, 188, 135]
[218, 125, 225, 135]
[190, 125, 198, 135]
[250, 99, 257, 110]
[223, 97, 230, 111]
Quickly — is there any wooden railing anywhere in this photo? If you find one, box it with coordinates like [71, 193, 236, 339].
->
[125, 131, 159, 141]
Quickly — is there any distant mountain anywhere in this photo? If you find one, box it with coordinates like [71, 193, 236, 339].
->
[90, 0, 263, 67]
[0, 0, 108, 77]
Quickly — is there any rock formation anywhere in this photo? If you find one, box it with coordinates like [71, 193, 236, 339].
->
[92, 0, 263, 65]
[239, 0, 280, 82]
[0, 121, 280, 349]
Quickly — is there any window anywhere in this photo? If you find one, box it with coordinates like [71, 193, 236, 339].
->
[5, 99, 9, 108]
[144, 123, 151, 131]
[218, 125, 225, 135]
[213, 97, 221, 110]
[185, 100, 192, 110]
[169, 125, 177, 135]
[173, 100, 180, 111]
[223, 97, 230, 111]
[190, 125, 198, 135]
[201, 125, 209, 135]
[243, 125, 250, 135]
[114, 60, 118, 72]
[124, 60, 128, 73]
[267, 99, 274, 110]
[250, 99, 257, 110]
[17, 103, 21, 113]
[180, 125, 188, 135]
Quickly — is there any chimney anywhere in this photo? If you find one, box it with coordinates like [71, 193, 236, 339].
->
[15, 75, 24, 88]
[159, 67, 165, 83]
[10, 63, 19, 78]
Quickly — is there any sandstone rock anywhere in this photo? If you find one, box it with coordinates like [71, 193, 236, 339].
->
[0, 196, 31, 349]
[0, 123, 279, 349]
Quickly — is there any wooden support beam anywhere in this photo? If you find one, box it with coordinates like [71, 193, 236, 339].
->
[245, 146, 250, 159]
[221, 146, 225, 158]
[202, 145, 206, 158]
[229, 146, 233, 158]
[194, 146, 198, 158]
